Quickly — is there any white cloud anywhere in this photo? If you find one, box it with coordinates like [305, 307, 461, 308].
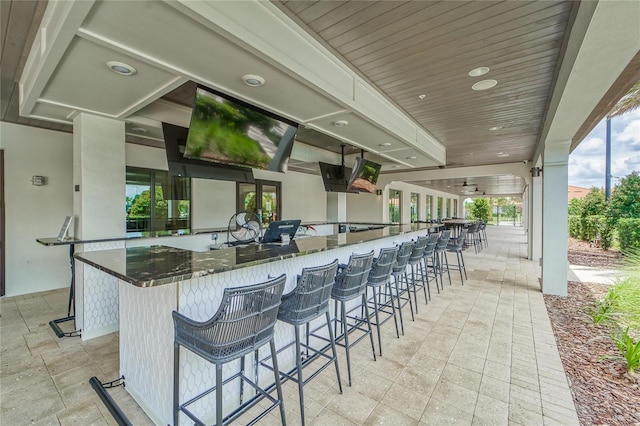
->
[617, 119, 640, 143]
[570, 110, 640, 188]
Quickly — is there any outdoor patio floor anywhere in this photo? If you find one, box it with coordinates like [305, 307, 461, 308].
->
[0, 225, 580, 425]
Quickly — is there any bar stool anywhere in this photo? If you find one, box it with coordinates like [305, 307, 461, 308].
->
[391, 241, 415, 335]
[479, 220, 488, 248]
[446, 228, 468, 283]
[276, 259, 342, 426]
[419, 233, 440, 300]
[329, 250, 375, 386]
[366, 246, 399, 356]
[406, 235, 429, 313]
[172, 274, 287, 426]
[434, 230, 452, 289]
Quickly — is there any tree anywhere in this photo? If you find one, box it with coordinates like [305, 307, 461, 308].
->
[607, 80, 640, 119]
[568, 198, 584, 216]
[606, 171, 640, 225]
[582, 188, 606, 216]
[468, 198, 491, 221]
[128, 187, 167, 218]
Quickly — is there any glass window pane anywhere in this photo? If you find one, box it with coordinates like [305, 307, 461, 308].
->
[426, 196, 432, 220]
[389, 189, 401, 223]
[410, 193, 419, 223]
[239, 183, 257, 215]
[437, 197, 443, 219]
[126, 168, 151, 233]
[261, 184, 278, 225]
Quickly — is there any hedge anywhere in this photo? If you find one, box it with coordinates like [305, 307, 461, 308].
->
[569, 214, 612, 250]
[618, 218, 640, 252]
[569, 215, 581, 238]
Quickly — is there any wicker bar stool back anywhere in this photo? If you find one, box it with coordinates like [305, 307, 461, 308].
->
[173, 274, 287, 426]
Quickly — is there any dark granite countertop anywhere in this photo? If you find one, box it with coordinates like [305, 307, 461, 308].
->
[37, 222, 405, 246]
[73, 223, 435, 288]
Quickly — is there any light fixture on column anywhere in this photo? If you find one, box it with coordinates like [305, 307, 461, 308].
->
[530, 167, 542, 177]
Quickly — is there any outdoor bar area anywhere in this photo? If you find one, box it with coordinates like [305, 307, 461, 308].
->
[1, 1, 639, 425]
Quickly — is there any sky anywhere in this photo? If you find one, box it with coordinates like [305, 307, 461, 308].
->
[569, 108, 640, 189]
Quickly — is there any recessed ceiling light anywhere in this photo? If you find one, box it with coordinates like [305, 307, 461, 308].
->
[472, 79, 498, 91]
[131, 127, 148, 134]
[392, 165, 401, 168]
[489, 126, 503, 131]
[418, 94, 426, 100]
[406, 156, 417, 160]
[497, 152, 510, 157]
[242, 74, 265, 87]
[379, 142, 392, 147]
[333, 120, 349, 127]
[468, 67, 490, 77]
[106, 61, 137, 76]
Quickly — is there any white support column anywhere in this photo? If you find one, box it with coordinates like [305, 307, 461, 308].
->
[326, 192, 347, 223]
[541, 142, 569, 296]
[73, 113, 126, 339]
[531, 175, 542, 262]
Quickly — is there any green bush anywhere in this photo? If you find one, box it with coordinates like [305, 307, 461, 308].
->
[606, 171, 640, 226]
[568, 215, 582, 238]
[618, 218, 640, 251]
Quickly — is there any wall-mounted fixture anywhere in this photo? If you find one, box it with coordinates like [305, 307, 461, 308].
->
[375, 189, 383, 195]
[31, 175, 47, 186]
[530, 167, 542, 177]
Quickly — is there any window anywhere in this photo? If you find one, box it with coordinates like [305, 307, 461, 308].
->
[126, 167, 191, 234]
[410, 193, 419, 223]
[437, 197, 443, 219]
[446, 199, 451, 218]
[389, 189, 401, 223]
[426, 195, 432, 220]
[237, 180, 281, 226]
[453, 199, 458, 218]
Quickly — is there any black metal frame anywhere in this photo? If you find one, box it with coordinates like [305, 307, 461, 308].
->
[49, 244, 81, 338]
[90, 376, 131, 426]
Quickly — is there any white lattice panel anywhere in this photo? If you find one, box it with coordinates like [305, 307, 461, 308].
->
[119, 281, 176, 426]
[76, 242, 125, 340]
[82, 264, 119, 337]
[76, 241, 124, 340]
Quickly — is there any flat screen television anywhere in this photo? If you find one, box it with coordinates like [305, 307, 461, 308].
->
[347, 157, 382, 194]
[162, 122, 255, 183]
[261, 219, 301, 243]
[318, 162, 357, 193]
[184, 85, 298, 172]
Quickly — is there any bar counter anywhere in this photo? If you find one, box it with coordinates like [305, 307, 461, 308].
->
[73, 223, 433, 287]
[73, 223, 434, 425]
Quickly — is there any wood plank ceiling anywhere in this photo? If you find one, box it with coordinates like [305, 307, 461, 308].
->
[273, 0, 576, 169]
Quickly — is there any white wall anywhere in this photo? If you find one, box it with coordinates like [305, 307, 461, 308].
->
[1, 123, 74, 296]
[346, 192, 384, 223]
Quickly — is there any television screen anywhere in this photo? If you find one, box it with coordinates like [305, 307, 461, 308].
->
[347, 158, 382, 194]
[162, 123, 255, 183]
[184, 86, 298, 172]
[318, 162, 357, 193]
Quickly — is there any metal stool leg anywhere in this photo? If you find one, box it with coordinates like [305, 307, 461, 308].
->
[269, 339, 287, 426]
[173, 344, 180, 426]
[362, 294, 377, 362]
[325, 312, 343, 394]
[340, 301, 353, 386]
[216, 363, 223, 426]
[393, 276, 405, 335]
[294, 326, 305, 426]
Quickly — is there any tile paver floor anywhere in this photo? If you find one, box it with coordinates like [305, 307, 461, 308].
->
[1, 225, 580, 425]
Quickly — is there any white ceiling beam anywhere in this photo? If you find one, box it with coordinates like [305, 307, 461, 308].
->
[19, 0, 95, 116]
